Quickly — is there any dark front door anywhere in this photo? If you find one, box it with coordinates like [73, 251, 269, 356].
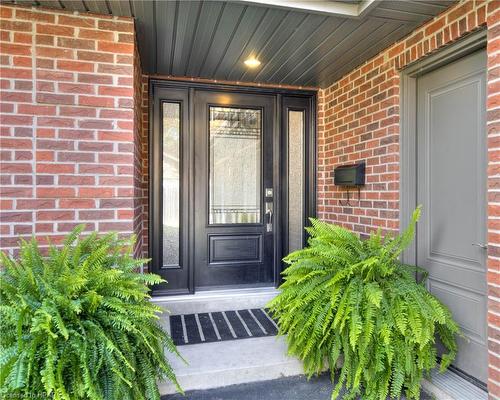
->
[193, 91, 275, 288]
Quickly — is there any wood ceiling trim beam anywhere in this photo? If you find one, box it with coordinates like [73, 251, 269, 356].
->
[235, 0, 371, 19]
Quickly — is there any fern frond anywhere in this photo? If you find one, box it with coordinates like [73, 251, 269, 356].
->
[0, 227, 181, 399]
[268, 207, 458, 400]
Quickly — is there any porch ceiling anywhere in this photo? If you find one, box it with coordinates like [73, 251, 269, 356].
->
[11, 0, 456, 88]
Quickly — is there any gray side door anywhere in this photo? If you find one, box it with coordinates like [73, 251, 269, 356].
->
[416, 49, 487, 382]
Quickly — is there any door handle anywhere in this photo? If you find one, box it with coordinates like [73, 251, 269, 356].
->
[266, 208, 273, 224]
[472, 243, 488, 250]
[265, 203, 273, 233]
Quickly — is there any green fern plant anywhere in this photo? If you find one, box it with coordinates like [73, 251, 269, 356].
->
[0, 226, 182, 400]
[268, 206, 459, 400]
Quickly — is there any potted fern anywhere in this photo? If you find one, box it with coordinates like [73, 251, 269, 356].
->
[0, 226, 182, 400]
[268, 206, 459, 399]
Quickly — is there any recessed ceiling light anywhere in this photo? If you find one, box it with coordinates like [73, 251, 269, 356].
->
[244, 57, 261, 68]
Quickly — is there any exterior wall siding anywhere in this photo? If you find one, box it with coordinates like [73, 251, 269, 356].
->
[0, 5, 142, 253]
[317, 0, 500, 395]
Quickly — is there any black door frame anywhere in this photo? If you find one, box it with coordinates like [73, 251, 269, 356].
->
[149, 79, 317, 296]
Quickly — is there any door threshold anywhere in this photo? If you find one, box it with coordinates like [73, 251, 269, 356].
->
[151, 286, 279, 315]
[150, 286, 278, 303]
[422, 368, 487, 400]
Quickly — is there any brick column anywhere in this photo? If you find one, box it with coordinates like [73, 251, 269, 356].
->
[0, 5, 143, 253]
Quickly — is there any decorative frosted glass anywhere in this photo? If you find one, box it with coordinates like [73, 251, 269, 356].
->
[209, 107, 261, 224]
[288, 110, 304, 252]
[162, 102, 180, 266]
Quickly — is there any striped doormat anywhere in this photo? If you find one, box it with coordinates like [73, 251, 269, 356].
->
[169, 308, 279, 346]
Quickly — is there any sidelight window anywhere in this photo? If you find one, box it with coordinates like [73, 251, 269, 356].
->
[288, 110, 305, 252]
[162, 102, 181, 266]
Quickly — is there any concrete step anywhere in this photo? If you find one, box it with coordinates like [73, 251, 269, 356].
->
[153, 287, 305, 395]
[159, 336, 305, 395]
[421, 369, 487, 400]
[152, 287, 280, 315]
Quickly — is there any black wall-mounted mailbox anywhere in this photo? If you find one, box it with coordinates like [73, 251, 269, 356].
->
[334, 162, 365, 186]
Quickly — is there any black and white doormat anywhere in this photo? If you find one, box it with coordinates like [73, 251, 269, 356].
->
[169, 308, 279, 346]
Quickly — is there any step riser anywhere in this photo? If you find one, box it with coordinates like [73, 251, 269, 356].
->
[159, 337, 304, 395]
[153, 288, 278, 315]
[160, 364, 306, 395]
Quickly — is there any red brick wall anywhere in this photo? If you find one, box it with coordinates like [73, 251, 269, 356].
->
[132, 44, 146, 259]
[140, 75, 149, 261]
[317, 0, 500, 395]
[0, 5, 141, 253]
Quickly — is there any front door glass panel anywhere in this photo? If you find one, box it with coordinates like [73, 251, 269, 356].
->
[209, 107, 261, 224]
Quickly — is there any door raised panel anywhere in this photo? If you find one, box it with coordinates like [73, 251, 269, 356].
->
[209, 235, 263, 264]
[428, 279, 487, 344]
[425, 79, 484, 272]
